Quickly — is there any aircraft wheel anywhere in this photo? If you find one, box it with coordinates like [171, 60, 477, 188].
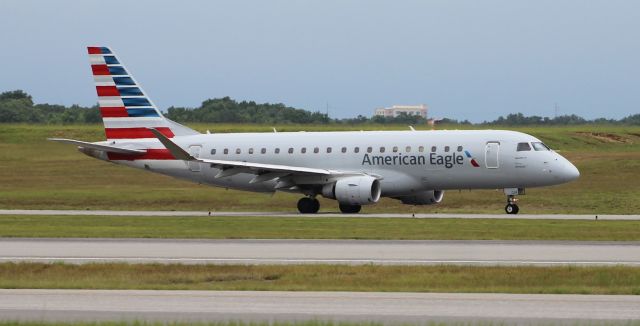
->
[311, 198, 320, 213]
[505, 204, 519, 214]
[297, 197, 319, 214]
[339, 203, 362, 214]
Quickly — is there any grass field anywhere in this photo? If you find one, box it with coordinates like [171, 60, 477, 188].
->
[2, 262, 639, 295]
[0, 123, 639, 214]
[1, 215, 639, 240]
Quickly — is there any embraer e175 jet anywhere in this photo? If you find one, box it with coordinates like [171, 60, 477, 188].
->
[50, 47, 580, 214]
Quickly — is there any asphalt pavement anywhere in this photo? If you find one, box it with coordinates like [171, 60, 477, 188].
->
[1, 209, 638, 219]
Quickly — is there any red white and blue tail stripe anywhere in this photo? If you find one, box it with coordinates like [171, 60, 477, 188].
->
[88, 46, 198, 140]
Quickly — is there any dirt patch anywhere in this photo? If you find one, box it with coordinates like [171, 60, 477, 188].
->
[575, 132, 633, 144]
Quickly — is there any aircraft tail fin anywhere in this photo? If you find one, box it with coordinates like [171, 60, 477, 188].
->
[87, 46, 199, 140]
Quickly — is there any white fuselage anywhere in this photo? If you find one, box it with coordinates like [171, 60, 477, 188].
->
[98, 129, 580, 198]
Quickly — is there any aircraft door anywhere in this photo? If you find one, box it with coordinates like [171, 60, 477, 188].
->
[485, 142, 499, 169]
[188, 145, 202, 172]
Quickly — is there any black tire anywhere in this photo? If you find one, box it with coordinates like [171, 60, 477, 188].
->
[310, 198, 320, 213]
[505, 204, 519, 214]
[297, 197, 319, 214]
[339, 203, 362, 214]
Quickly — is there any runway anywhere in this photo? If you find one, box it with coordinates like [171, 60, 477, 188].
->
[1, 209, 638, 220]
[1, 238, 638, 265]
[1, 289, 639, 323]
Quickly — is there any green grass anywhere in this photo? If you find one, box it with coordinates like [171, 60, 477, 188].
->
[0, 215, 638, 240]
[1, 262, 639, 295]
[0, 124, 639, 214]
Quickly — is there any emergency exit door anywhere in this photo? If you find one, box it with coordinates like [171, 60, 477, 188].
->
[188, 145, 202, 172]
[485, 142, 499, 169]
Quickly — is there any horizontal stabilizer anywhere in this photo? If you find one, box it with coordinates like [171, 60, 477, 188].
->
[48, 138, 145, 155]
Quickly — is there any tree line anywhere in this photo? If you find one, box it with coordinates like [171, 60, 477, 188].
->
[0, 90, 638, 125]
[0, 90, 101, 124]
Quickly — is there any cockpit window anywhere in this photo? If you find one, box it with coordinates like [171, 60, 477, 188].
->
[517, 142, 531, 151]
[532, 142, 550, 151]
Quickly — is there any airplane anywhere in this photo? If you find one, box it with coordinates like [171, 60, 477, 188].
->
[50, 46, 580, 214]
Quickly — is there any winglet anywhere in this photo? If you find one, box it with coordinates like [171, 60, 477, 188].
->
[148, 128, 193, 160]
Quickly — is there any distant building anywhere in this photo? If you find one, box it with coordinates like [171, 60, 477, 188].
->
[374, 104, 428, 119]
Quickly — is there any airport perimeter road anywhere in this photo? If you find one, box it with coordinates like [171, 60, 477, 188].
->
[1, 209, 638, 220]
[1, 289, 639, 323]
[1, 238, 638, 265]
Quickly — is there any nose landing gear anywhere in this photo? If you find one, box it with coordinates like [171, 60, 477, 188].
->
[505, 196, 519, 214]
[503, 188, 524, 215]
[297, 197, 320, 214]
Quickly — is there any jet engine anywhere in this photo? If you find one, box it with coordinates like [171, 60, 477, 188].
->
[322, 176, 381, 205]
[396, 190, 444, 205]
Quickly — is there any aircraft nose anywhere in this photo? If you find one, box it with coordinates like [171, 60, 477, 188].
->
[561, 160, 580, 182]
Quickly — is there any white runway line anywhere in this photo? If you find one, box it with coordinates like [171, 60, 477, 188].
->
[0, 209, 638, 220]
[0, 239, 638, 266]
[1, 289, 639, 322]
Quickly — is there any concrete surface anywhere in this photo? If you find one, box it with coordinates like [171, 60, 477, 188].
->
[1, 289, 638, 323]
[1, 238, 638, 265]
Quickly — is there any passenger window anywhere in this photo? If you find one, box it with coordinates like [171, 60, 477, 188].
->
[224, 148, 229, 155]
[392, 146, 398, 153]
[380, 147, 385, 153]
[261, 148, 266, 154]
[457, 146, 463, 152]
[532, 142, 550, 151]
[354, 147, 360, 153]
[301, 147, 307, 154]
[444, 146, 450, 152]
[431, 146, 436, 152]
[327, 147, 332, 153]
[288, 148, 294, 154]
[248, 148, 254, 154]
[341, 147, 347, 153]
[517, 142, 532, 151]
[406, 146, 411, 152]
[367, 147, 373, 153]
[236, 148, 241, 154]
[275, 148, 280, 154]
[314, 147, 319, 153]
[418, 146, 424, 153]
[211, 149, 216, 155]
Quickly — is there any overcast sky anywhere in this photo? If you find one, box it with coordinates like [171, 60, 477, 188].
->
[1, 0, 638, 121]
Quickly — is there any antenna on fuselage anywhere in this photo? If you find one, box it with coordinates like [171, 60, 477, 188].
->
[408, 126, 416, 131]
[272, 128, 277, 133]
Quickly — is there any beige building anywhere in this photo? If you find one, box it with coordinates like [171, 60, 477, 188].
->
[374, 104, 428, 119]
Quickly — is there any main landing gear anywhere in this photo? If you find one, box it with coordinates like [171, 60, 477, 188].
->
[297, 197, 362, 214]
[339, 203, 361, 214]
[297, 197, 320, 214]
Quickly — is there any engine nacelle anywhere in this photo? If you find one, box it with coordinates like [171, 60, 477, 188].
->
[396, 190, 444, 205]
[322, 176, 381, 205]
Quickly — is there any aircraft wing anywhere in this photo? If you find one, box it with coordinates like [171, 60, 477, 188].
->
[148, 128, 361, 178]
[48, 138, 146, 155]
